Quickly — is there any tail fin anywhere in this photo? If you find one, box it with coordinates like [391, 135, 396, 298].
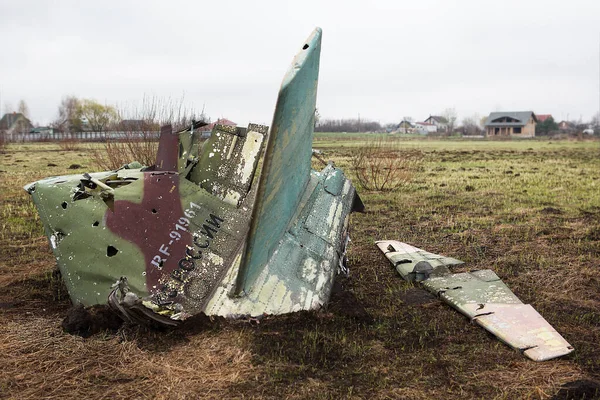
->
[234, 28, 322, 294]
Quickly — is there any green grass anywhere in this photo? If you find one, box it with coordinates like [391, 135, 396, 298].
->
[0, 138, 599, 399]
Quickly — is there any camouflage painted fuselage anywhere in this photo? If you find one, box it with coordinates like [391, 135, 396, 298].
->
[25, 28, 363, 325]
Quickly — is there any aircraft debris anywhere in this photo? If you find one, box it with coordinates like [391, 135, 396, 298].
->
[376, 240, 574, 361]
[25, 27, 364, 325]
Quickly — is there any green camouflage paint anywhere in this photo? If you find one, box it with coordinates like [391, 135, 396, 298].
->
[376, 240, 574, 361]
[25, 28, 364, 325]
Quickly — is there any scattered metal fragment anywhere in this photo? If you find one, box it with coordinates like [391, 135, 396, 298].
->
[25, 28, 363, 325]
[376, 240, 574, 361]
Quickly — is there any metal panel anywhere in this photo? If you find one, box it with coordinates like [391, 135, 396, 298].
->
[422, 271, 522, 317]
[190, 124, 267, 206]
[376, 240, 463, 281]
[236, 28, 322, 294]
[465, 304, 574, 361]
[376, 241, 574, 361]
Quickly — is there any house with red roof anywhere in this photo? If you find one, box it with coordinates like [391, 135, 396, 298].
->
[536, 114, 553, 123]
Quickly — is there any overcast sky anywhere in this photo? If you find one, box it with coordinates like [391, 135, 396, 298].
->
[1, 0, 599, 126]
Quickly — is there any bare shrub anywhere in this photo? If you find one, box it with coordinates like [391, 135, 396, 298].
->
[350, 138, 422, 191]
[89, 96, 207, 170]
[57, 137, 80, 151]
[89, 133, 158, 170]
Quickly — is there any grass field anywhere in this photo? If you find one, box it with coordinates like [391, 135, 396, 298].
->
[0, 137, 599, 399]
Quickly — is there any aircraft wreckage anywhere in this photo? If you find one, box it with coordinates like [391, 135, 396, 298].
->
[376, 241, 573, 361]
[25, 28, 572, 362]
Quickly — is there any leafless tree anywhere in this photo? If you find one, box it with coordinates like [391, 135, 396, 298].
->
[591, 112, 600, 127]
[443, 108, 457, 134]
[17, 99, 29, 118]
[3, 102, 14, 115]
[90, 95, 208, 170]
[52, 96, 80, 132]
[461, 113, 482, 135]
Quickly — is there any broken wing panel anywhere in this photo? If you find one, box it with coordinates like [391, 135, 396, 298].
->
[236, 28, 322, 294]
[423, 270, 522, 311]
[377, 241, 573, 361]
[462, 304, 574, 361]
[376, 240, 463, 281]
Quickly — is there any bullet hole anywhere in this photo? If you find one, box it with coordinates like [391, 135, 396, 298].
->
[152, 208, 158, 214]
[302, 44, 309, 50]
[92, 221, 99, 227]
[106, 246, 118, 257]
[61, 202, 68, 209]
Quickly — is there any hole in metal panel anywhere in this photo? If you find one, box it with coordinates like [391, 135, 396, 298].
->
[107, 246, 118, 257]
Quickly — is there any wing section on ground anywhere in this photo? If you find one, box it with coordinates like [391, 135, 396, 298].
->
[377, 240, 574, 361]
[376, 240, 463, 281]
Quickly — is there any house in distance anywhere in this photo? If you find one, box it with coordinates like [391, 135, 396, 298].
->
[0, 112, 33, 137]
[484, 111, 537, 137]
[423, 115, 448, 133]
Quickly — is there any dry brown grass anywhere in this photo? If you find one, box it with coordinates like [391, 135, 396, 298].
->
[0, 139, 599, 399]
[0, 318, 253, 400]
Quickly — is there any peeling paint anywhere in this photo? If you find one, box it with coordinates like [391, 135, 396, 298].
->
[25, 27, 363, 327]
[376, 240, 574, 361]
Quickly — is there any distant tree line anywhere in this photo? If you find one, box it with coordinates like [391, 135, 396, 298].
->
[315, 118, 383, 133]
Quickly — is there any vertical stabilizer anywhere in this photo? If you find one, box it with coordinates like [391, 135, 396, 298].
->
[235, 28, 322, 294]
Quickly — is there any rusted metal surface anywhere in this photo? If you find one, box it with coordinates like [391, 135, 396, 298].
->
[377, 240, 574, 361]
